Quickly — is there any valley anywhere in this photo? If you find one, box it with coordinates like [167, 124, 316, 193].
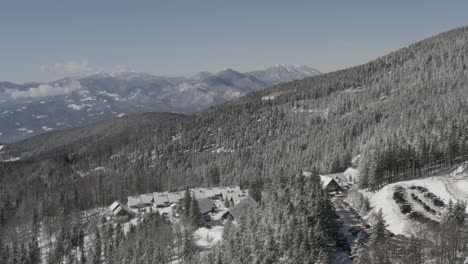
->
[2, 22, 468, 263]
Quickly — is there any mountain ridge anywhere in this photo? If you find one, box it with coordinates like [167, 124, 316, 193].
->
[0, 64, 320, 142]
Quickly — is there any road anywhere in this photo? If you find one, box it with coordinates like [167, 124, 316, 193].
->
[332, 194, 369, 264]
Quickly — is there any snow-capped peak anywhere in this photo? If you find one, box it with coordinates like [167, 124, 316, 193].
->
[247, 64, 320, 85]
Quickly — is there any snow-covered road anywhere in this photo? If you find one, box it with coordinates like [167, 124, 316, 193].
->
[332, 195, 369, 264]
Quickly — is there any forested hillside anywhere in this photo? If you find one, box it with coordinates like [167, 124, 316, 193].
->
[2, 26, 468, 262]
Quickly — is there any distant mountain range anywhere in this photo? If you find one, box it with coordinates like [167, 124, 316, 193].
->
[0, 64, 320, 142]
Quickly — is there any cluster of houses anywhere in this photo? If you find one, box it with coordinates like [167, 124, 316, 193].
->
[109, 171, 352, 223]
[109, 186, 258, 223]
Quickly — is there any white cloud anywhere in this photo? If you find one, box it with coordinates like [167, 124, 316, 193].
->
[40, 60, 94, 76]
[6, 80, 83, 98]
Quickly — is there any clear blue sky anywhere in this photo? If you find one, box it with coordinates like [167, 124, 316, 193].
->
[1, 0, 468, 83]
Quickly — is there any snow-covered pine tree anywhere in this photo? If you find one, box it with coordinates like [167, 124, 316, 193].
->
[190, 195, 204, 228]
[184, 186, 192, 218]
[351, 232, 370, 264]
[93, 228, 102, 264]
[368, 209, 390, 263]
[406, 235, 423, 264]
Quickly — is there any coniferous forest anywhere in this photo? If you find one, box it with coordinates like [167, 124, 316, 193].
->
[2, 26, 468, 263]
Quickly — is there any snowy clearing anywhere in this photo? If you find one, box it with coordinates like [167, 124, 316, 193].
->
[361, 162, 468, 236]
[192, 226, 223, 249]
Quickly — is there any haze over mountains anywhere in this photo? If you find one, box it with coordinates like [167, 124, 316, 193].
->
[0, 64, 320, 142]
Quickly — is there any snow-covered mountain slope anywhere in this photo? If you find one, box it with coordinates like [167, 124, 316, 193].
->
[359, 162, 468, 236]
[248, 64, 321, 86]
[0, 65, 320, 142]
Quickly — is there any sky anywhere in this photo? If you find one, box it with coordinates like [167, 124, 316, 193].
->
[1, 0, 468, 83]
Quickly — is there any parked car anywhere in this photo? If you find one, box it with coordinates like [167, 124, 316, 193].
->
[399, 203, 412, 214]
[409, 211, 421, 219]
[349, 226, 363, 236]
[336, 237, 351, 251]
[433, 198, 445, 207]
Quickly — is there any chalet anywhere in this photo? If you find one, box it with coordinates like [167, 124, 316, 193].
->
[127, 195, 152, 209]
[319, 176, 344, 193]
[321, 173, 350, 190]
[127, 192, 170, 209]
[109, 201, 133, 222]
[222, 196, 258, 221]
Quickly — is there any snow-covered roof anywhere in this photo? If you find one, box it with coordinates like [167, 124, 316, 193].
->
[319, 175, 334, 188]
[203, 189, 215, 198]
[109, 201, 131, 216]
[153, 192, 169, 206]
[126, 186, 248, 208]
[167, 192, 183, 203]
[191, 188, 209, 199]
[210, 187, 224, 196]
[229, 186, 241, 193]
[127, 192, 166, 207]
[197, 198, 215, 214]
[110, 201, 120, 211]
[127, 196, 142, 207]
[321, 173, 350, 188]
[140, 193, 155, 204]
[221, 186, 244, 204]
[225, 196, 258, 219]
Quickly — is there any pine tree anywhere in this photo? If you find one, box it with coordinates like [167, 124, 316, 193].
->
[316, 248, 329, 264]
[368, 210, 390, 264]
[190, 195, 204, 228]
[406, 235, 423, 264]
[249, 179, 263, 203]
[223, 198, 230, 209]
[93, 229, 101, 264]
[32, 208, 40, 237]
[184, 187, 192, 218]
[222, 219, 232, 240]
[80, 249, 87, 264]
[182, 230, 195, 262]
[115, 223, 124, 249]
[351, 232, 370, 264]
[78, 227, 85, 252]
[29, 238, 41, 264]
[370, 210, 386, 243]
[0, 239, 3, 264]
[19, 243, 29, 264]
